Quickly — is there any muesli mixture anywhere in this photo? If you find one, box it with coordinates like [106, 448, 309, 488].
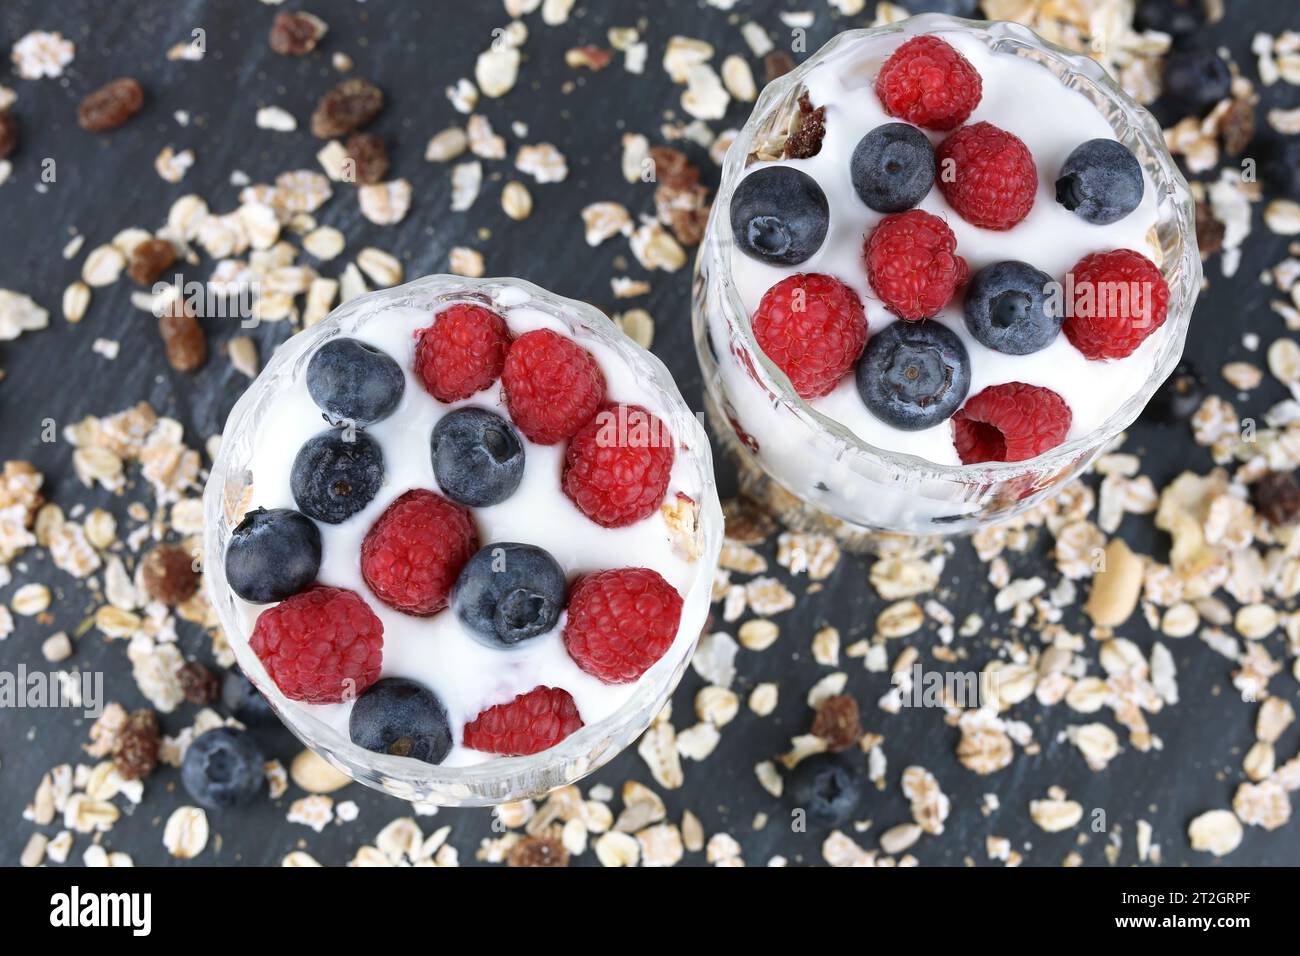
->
[3, 0, 1300, 867]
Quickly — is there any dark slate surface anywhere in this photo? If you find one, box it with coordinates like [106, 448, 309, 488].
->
[0, 0, 1298, 867]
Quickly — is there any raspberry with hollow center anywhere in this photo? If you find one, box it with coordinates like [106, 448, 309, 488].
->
[462, 685, 584, 756]
[413, 302, 511, 403]
[501, 329, 606, 445]
[249, 585, 384, 703]
[863, 210, 968, 321]
[751, 273, 868, 399]
[876, 35, 983, 131]
[1063, 249, 1170, 360]
[563, 403, 675, 528]
[952, 382, 1072, 464]
[936, 122, 1038, 231]
[563, 568, 685, 683]
[360, 489, 478, 616]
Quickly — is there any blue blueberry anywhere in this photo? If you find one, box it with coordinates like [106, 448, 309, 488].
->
[221, 669, 276, 725]
[963, 260, 1061, 355]
[787, 754, 862, 828]
[431, 407, 525, 508]
[1055, 139, 1144, 225]
[1135, 0, 1206, 42]
[729, 165, 829, 265]
[856, 321, 970, 430]
[306, 337, 405, 427]
[851, 123, 935, 213]
[349, 678, 452, 765]
[1162, 50, 1230, 113]
[1266, 140, 1300, 197]
[290, 429, 384, 524]
[181, 727, 266, 809]
[452, 543, 567, 648]
[224, 507, 321, 604]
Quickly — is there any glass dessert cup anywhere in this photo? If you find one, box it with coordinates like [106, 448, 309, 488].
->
[204, 275, 724, 806]
[693, 13, 1200, 541]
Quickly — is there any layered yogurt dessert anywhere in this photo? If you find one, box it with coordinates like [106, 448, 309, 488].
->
[696, 19, 1196, 534]
[213, 279, 718, 774]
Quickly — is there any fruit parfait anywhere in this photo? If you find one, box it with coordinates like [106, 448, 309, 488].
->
[693, 14, 1199, 538]
[204, 276, 722, 805]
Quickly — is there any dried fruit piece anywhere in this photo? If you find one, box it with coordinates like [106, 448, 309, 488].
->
[763, 51, 795, 84]
[159, 301, 206, 371]
[1221, 98, 1255, 156]
[127, 238, 177, 286]
[811, 694, 861, 752]
[783, 93, 826, 160]
[269, 11, 328, 56]
[0, 111, 17, 159]
[142, 542, 199, 605]
[650, 145, 710, 246]
[112, 709, 161, 780]
[649, 145, 697, 191]
[508, 835, 570, 867]
[77, 77, 144, 132]
[344, 132, 389, 185]
[178, 661, 220, 706]
[1195, 200, 1225, 258]
[1252, 471, 1300, 526]
[311, 78, 382, 138]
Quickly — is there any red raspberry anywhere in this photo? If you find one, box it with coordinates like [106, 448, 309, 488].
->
[501, 329, 605, 444]
[360, 489, 478, 616]
[1063, 249, 1170, 360]
[562, 404, 674, 528]
[414, 303, 510, 403]
[249, 586, 383, 703]
[876, 35, 982, 131]
[751, 274, 868, 399]
[952, 382, 1072, 464]
[462, 686, 583, 756]
[564, 568, 684, 684]
[936, 122, 1038, 231]
[863, 210, 968, 321]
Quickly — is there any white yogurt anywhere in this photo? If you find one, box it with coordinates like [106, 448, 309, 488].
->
[236, 300, 704, 767]
[726, 31, 1165, 468]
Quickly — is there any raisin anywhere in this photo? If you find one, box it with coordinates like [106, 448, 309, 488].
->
[113, 709, 161, 780]
[1195, 199, 1224, 259]
[159, 301, 206, 372]
[721, 497, 776, 544]
[811, 694, 861, 752]
[310, 78, 383, 139]
[1252, 471, 1300, 526]
[269, 11, 328, 56]
[77, 77, 145, 132]
[345, 132, 389, 185]
[1221, 98, 1255, 157]
[127, 238, 177, 286]
[764, 51, 796, 84]
[0, 111, 17, 160]
[142, 543, 199, 605]
[507, 836, 570, 867]
[178, 661, 221, 706]
[783, 93, 826, 160]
